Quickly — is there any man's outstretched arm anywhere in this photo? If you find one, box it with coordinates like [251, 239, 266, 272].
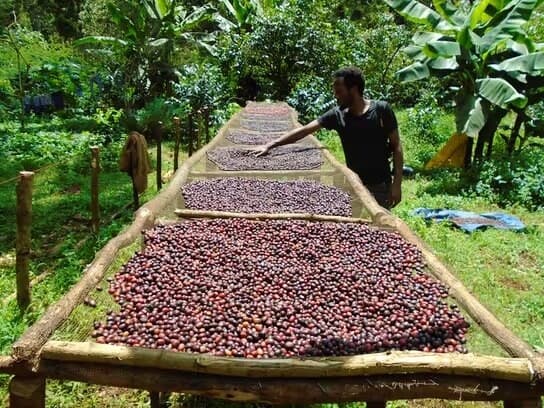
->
[254, 120, 322, 156]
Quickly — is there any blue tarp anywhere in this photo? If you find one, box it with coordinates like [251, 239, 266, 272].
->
[412, 208, 525, 233]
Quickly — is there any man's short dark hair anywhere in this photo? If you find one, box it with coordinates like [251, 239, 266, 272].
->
[334, 67, 365, 95]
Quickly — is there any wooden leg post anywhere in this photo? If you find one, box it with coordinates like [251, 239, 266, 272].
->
[155, 121, 163, 191]
[90, 146, 100, 234]
[16, 171, 34, 310]
[196, 109, 202, 151]
[204, 106, 210, 143]
[129, 151, 139, 211]
[150, 391, 160, 408]
[366, 402, 387, 408]
[9, 376, 45, 408]
[173, 116, 181, 172]
[504, 400, 543, 408]
[188, 112, 194, 157]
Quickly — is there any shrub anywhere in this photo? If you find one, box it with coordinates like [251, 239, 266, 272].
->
[469, 147, 544, 210]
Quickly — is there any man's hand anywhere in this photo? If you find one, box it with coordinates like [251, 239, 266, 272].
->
[389, 181, 402, 208]
[252, 144, 271, 157]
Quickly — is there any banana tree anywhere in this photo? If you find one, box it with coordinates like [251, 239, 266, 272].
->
[74, 0, 214, 108]
[214, 0, 286, 32]
[385, 0, 544, 163]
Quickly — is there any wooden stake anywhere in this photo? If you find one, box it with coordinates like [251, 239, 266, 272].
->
[204, 106, 210, 143]
[188, 112, 194, 157]
[173, 116, 181, 171]
[196, 109, 202, 151]
[155, 122, 163, 191]
[16, 171, 33, 310]
[9, 376, 45, 408]
[90, 146, 100, 234]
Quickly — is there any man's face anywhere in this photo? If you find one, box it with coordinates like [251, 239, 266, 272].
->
[333, 77, 355, 109]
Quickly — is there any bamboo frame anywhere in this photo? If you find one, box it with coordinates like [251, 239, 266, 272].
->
[36, 360, 544, 403]
[42, 341, 535, 383]
[174, 209, 372, 225]
[6, 102, 544, 406]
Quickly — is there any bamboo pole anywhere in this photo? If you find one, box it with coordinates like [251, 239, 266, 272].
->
[174, 209, 372, 225]
[41, 341, 535, 383]
[155, 122, 163, 191]
[37, 360, 544, 403]
[16, 171, 34, 310]
[173, 116, 181, 172]
[90, 146, 100, 234]
[11, 111, 243, 362]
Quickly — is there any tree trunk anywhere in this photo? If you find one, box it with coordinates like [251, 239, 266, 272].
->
[508, 113, 524, 155]
[463, 137, 474, 168]
[474, 108, 506, 163]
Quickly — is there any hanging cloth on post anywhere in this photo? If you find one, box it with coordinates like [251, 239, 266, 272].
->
[119, 131, 152, 194]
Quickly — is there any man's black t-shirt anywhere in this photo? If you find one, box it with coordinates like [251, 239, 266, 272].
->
[318, 100, 398, 185]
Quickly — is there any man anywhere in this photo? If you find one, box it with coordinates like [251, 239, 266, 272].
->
[254, 67, 403, 209]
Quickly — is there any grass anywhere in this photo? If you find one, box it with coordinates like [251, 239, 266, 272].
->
[1, 108, 543, 407]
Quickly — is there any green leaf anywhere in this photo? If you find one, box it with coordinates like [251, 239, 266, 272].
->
[428, 56, 459, 70]
[432, 0, 466, 26]
[155, 0, 172, 19]
[489, 52, 544, 74]
[469, 0, 506, 28]
[476, 77, 528, 108]
[479, 0, 543, 52]
[423, 40, 461, 57]
[412, 31, 447, 46]
[148, 38, 169, 47]
[459, 97, 490, 137]
[73, 36, 128, 48]
[396, 61, 431, 82]
[404, 45, 427, 61]
[384, 0, 444, 28]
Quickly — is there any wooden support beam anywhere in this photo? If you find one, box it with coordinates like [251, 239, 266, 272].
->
[9, 376, 45, 408]
[41, 341, 535, 383]
[38, 360, 544, 403]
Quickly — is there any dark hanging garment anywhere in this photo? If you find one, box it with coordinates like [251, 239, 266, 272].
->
[51, 91, 65, 110]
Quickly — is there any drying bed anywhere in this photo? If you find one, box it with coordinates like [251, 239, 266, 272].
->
[207, 145, 324, 171]
[4, 102, 543, 408]
[181, 178, 352, 216]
